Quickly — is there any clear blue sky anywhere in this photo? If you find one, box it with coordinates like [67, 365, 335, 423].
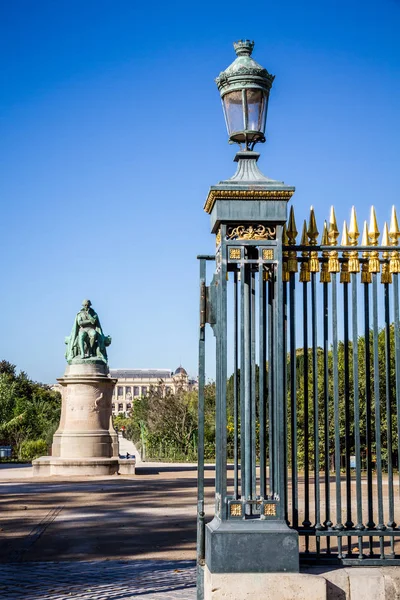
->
[1, 0, 399, 383]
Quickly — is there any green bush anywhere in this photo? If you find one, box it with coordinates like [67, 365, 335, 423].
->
[19, 439, 48, 461]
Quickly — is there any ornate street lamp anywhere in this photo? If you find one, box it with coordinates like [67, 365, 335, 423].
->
[197, 41, 298, 599]
[216, 40, 275, 150]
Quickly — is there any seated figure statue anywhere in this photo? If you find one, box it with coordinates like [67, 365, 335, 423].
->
[65, 300, 111, 364]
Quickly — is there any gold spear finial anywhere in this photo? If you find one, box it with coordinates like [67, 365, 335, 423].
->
[381, 222, 392, 284]
[320, 221, 331, 283]
[299, 220, 310, 282]
[328, 206, 339, 245]
[308, 207, 319, 272]
[287, 206, 298, 243]
[328, 206, 340, 272]
[368, 206, 380, 245]
[348, 206, 360, 243]
[286, 206, 298, 273]
[389, 206, 400, 273]
[307, 206, 319, 244]
[341, 220, 349, 246]
[368, 206, 380, 273]
[361, 220, 369, 247]
[348, 207, 360, 273]
[340, 221, 350, 283]
[389, 205, 400, 244]
[361, 221, 371, 284]
[301, 219, 308, 246]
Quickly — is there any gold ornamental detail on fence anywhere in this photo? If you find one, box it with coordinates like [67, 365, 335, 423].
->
[283, 204, 400, 285]
[226, 224, 276, 241]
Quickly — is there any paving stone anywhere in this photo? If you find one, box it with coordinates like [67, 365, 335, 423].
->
[0, 559, 196, 600]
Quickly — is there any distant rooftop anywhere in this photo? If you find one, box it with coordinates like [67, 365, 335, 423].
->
[110, 369, 173, 379]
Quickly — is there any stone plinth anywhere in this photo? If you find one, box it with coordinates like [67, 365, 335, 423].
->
[33, 362, 119, 476]
[204, 568, 327, 600]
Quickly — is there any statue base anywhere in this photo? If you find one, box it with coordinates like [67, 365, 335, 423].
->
[33, 362, 124, 477]
[32, 456, 120, 476]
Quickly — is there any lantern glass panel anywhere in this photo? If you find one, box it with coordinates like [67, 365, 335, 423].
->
[246, 89, 266, 133]
[223, 90, 244, 135]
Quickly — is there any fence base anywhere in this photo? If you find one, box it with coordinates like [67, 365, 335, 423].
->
[205, 517, 299, 573]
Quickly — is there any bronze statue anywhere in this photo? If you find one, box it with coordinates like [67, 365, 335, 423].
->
[65, 300, 111, 364]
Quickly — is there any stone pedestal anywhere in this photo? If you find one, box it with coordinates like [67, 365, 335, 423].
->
[33, 362, 119, 476]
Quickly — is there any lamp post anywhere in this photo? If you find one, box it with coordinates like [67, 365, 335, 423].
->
[199, 41, 299, 598]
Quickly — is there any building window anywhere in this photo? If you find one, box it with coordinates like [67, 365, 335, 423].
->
[126, 403, 132, 411]
[133, 386, 139, 396]
[165, 386, 171, 394]
[141, 387, 147, 396]
[118, 403, 123, 412]
[112, 403, 115, 411]
[117, 386, 123, 396]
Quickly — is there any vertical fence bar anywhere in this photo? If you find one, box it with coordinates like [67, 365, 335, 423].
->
[197, 258, 206, 600]
[268, 275, 274, 494]
[322, 280, 332, 554]
[289, 272, 298, 528]
[372, 273, 386, 555]
[233, 270, 239, 499]
[332, 272, 343, 555]
[394, 273, 400, 502]
[220, 232, 228, 513]
[251, 270, 257, 500]
[240, 262, 246, 500]
[259, 265, 267, 498]
[352, 273, 364, 557]
[311, 273, 321, 539]
[384, 280, 395, 557]
[343, 283, 353, 534]
[244, 264, 252, 503]
[302, 280, 311, 549]
[283, 278, 288, 522]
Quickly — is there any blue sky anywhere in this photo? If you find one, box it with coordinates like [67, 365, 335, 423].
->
[1, 0, 399, 383]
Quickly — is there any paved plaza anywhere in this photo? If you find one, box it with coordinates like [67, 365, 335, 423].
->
[0, 559, 196, 600]
[0, 463, 208, 599]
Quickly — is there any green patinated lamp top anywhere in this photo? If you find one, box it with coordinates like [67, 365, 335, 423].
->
[215, 39, 275, 97]
[65, 299, 111, 365]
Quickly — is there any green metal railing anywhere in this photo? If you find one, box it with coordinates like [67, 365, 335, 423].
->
[197, 205, 400, 576]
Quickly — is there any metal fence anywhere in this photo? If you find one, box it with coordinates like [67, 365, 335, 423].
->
[198, 204, 400, 567]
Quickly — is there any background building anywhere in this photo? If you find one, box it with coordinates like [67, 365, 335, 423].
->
[109, 366, 197, 415]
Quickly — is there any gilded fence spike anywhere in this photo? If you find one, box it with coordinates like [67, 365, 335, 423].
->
[287, 206, 298, 273]
[282, 224, 290, 282]
[308, 207, 320, 273]
[381, 222, 392, 284]
[299, 220, 310, 283]
[328, 206, 339, 244]
[320, 221, 331, 283]
[340, 221, 351, 283]
[361, 221, 371, 284]
[390, 206, 400, 242]
[287, 206, 298, 242]
[348, 207, 360, 273]
[348, 206, 360, 241]
[389, 206, 400, 273]
[368, 206, 380, 273]
[307, 206, 319, 243]
[328, 206, 340, 273]
[341, 220, 350, 246]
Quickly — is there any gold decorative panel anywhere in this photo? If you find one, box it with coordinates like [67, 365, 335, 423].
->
[227, 224, 276, 241]
[262, 249, 274, 260]
[229, 248, 241, 260]
[230, 503, 242, 517]
[264, 503, 277, 516]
